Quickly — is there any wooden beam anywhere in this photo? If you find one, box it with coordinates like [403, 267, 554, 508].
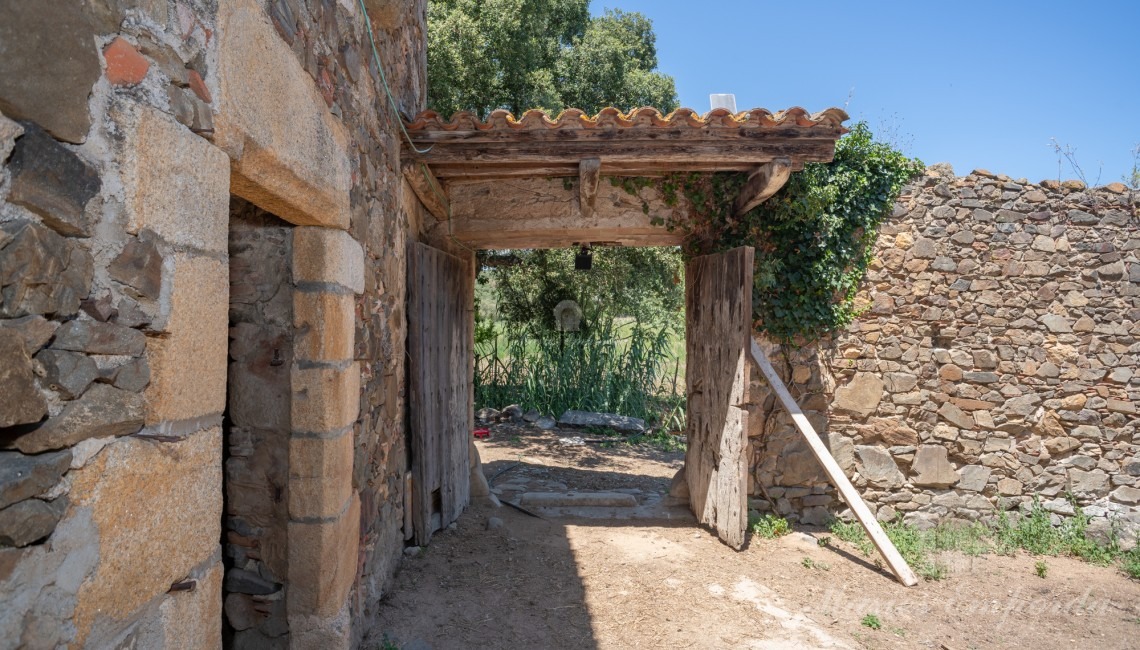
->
[579, 158, 601, 220]
[748, 340, 920, 587]
[403, 162, 450, 221]
[733, 157, 792, 216]
[404, 140, 838, 169]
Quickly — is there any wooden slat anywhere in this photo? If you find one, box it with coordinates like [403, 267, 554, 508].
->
[733, 157, 792, 216]
[403, 163, 450, 221]
[579, 157, 601, 220]
[432, 160, 805, 182]
[748, 340, 920, 587]
[685, 246, 753, 549]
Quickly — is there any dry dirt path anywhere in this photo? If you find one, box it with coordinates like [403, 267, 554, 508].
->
[372, 425, 1140, 649]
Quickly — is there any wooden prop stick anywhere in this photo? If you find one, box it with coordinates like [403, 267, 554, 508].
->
[748, 339, 919, 587]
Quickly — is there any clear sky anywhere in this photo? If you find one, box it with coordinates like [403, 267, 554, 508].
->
[593, 0, 1140, 184]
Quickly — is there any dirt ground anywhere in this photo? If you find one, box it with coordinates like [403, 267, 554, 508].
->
[372, 423, 1140, 649]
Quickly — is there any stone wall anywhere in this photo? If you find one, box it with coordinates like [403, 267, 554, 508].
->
[0, 1, 425, 647]
[749, 165, 1140, 546]
[224, 199, 294, 646]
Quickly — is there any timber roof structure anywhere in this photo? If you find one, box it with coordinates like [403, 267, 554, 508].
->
[402, 106, 848, 180]
[400, 105, 848, 249]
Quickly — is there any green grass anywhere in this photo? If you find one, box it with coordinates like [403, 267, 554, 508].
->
[749, 514, 791, 539]
[828, 497, 1140, 582]
[1035, 560, 1049, 578]
[861, 614, 882, 630]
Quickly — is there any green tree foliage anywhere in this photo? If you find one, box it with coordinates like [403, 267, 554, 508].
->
[651, 123, 924, 343]
[427, 0, 678, 117]
[480, 246, 684, 335]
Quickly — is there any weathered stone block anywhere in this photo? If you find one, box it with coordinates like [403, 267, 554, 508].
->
[6, 122, 101, 236]
[0, 315, 58, 354]
[937, 402, 975, 430]
[957, 465, 991, 492]
[0, 329, 47, 428]
[0, 1, 101, 143]
[293, 291, 355, 362]
[108, 232, 163, 300]
[854, 445, 904, 488]
[34, 349, 98, 399]
[7, 384, 144, 454]
[69, 427, 222, 646]
[291, 363, 361, 433]
[287, 493, 360, 618]
[51, 320, 146, 356]
[833, 373, 883, 417]
[0, 112, 23, 161]
[145, 254, 228, 424]
[215, 0, 352, 229]
[0, 449, 71, 510]
[293, 228, 366, 294]
[0, 220, 93, 318]
[0, 496, 67, 547]
[289, 430, 355, 519]
[119, 105, 230, 254]
[911, 445, 959, 488]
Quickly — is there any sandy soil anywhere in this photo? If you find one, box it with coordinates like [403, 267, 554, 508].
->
[372, 424, 1140, 650]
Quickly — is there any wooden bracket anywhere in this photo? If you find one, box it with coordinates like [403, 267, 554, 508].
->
[749, 339, 920, 587]
[403, 162, 450, 221]
[579, 157, 601, 220]
[733, 157, 792, 216]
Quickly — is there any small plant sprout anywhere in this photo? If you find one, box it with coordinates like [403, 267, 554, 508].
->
[749, 514, 791, 539]
[801, 557, 815, 569]
[1035, 560, 1049, 579]
[817, 536, 832, 547]
[861, 614, 882, 630]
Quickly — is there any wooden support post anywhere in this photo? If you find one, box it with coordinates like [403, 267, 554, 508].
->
[579, 157, 601, 220]
[733, 157, 792, 216]
[748, 339, 919, 587]
[403, 162, 451, 221]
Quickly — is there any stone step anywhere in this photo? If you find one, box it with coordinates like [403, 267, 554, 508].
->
[518, 491, 638, 508]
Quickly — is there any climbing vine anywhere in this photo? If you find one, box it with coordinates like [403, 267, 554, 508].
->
[618, 122, 924, 343]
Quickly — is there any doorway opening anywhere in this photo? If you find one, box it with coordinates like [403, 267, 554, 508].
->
[221, 197, 294, 646]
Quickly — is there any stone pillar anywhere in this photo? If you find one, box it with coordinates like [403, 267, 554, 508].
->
[287, 227, 365, 649]
[70, 103, 229, 648]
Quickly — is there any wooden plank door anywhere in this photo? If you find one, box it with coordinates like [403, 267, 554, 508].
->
[685, 246, 753, 549]
[408, 242, 472, 546]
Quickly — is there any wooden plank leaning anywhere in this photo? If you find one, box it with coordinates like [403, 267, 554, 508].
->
[748, 339, 919, 587]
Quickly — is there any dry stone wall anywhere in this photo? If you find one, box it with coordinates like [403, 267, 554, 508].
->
[750, 165, 1140, 547]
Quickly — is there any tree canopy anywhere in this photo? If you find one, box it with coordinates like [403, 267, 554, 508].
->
[427, 0, 679, 117]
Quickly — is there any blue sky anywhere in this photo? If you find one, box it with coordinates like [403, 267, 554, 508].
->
[594, 1, 1140, 184]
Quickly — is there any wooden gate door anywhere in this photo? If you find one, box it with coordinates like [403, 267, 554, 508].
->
[685, 246, 754, 549]
[408, 242, 472, 545]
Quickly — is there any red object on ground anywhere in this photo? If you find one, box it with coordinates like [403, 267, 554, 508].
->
[473, 428, 490, 439]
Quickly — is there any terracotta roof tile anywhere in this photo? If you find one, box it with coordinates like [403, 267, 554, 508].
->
[405, 106, 849, 133]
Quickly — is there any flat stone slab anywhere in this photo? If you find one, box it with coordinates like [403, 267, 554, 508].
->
[519, 492, 637, 508]
[557, 410, 646, 433]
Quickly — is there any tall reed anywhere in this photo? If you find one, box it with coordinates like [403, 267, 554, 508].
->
[474, 319, 684, 428]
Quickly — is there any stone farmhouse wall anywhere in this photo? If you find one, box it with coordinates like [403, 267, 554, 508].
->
[749, 165, 1140, 546]
[0, 1, 427, 648]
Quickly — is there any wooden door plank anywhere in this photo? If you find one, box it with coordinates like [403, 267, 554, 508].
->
[748, 340, 919, 587]
[684, 246, 752, 549]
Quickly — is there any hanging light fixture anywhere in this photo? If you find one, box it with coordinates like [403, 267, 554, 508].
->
[574, 244, 592, 271]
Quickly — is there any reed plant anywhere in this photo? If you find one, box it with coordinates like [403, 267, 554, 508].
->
[474, 318, 684, 430]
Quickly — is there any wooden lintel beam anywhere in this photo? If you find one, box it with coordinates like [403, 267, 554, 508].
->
[403, 162, 450, 221]
[579, 158, 601, 220]
[733, 157, 792, 216]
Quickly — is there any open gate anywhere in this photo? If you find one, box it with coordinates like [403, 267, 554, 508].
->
[685, 246, 754, 548]
[407, 242, 472, 545]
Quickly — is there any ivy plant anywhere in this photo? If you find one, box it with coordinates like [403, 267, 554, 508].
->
[635, 122, 923, 344]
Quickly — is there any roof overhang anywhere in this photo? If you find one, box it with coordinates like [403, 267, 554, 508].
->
[400, 106, 848, 249]
[403, 106, 848, 181]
